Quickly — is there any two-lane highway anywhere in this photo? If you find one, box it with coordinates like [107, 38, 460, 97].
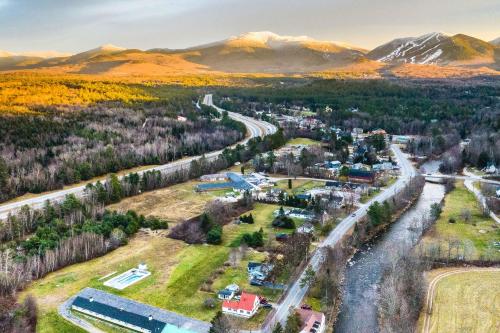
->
[0, 95, 276, 220]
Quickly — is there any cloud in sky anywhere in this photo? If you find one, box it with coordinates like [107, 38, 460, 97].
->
[0, 0, 498, 53]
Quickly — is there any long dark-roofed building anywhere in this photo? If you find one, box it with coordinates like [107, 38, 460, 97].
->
[70, 288, 209, 333]
[196, 172, 254, 192]
[72, 296, 166, 332]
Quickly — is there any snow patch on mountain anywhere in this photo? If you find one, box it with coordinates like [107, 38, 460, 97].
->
[228, 31, 361, 50]
[376, 32, 449, 64]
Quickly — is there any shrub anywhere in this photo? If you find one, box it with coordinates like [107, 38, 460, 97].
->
[272, 215, 296, 229]
[448, 217, 456, 224]
[239, 214, 254, 224]
[207, 225, 223, 245]
[169, 220, 205, 244]
[142, 217, 168, 230]
[203, 298, 216, 309]
[241, 230, 264, 248]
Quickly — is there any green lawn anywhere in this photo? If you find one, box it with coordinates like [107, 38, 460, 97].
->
[422, 182, 500, 260]
[27, 202, 289, 330]
[286, 137, 321, 146]
[360, 187, 381, 203]
[275, 179, 325, 195]
[38, 311, 86, 333]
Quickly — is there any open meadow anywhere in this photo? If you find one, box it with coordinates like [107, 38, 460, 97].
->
[420, 182, 500, 261]
[418, 268, 500, 333]
[107, 179, 221, 223]
[21, 197, 295, 331]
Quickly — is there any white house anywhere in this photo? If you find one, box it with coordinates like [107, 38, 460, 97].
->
[217, 289, 235, 300]
[222, 292, 260, 318]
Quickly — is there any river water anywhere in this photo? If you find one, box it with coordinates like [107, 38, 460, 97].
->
[419, 159, 442, 174]
[334, 183, 445, 333]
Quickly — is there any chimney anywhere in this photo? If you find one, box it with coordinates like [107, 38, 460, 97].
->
[89, 297, 94, 302]
[148, 315, 153, 321]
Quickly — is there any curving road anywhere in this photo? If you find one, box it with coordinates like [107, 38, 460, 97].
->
[0, 95, 276, 221]
[261, 145, 417, 331]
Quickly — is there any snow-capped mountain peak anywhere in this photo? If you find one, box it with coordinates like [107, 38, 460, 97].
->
[231, 31, 314, 45]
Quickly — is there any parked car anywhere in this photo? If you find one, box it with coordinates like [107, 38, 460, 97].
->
[261, 303, 272, 309]
[275, 233, 289, 242]
[250, 279, 264, 286]
[300, 304, 312, 310]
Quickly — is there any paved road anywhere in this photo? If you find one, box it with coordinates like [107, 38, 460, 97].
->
[0, 95, 276, 220]
[425, 173, 500, 186]
[462, 168, 500, 224]
[262, 145, 417, 331]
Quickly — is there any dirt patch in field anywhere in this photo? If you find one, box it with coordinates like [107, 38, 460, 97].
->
[107, 181, 218, 224]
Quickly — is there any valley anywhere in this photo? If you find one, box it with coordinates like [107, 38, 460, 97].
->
[0, 4, 499, 333]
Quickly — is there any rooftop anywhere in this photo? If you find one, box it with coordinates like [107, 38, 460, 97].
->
[222, 292, 258, 312]
[72, 288, 209, 333]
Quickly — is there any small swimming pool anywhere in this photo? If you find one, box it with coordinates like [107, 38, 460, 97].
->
[104, 268, 151, 290]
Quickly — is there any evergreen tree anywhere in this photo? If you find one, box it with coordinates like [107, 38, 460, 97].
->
[267, 151, 276, 169]
[284, 311, 302, 333]
[207, 225, 223, 245]
[109, 174, 123, 203]
[272, 323, 283, 333]
[0, 156, 8, 188]
[200, 213, 213, 233]
[477, 151, 490, 169]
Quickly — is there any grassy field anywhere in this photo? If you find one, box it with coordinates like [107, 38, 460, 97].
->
[107, 179, 222, 223]
[421, 182, 500, 260]
[417, 268, 500, 333]
[21, 233, 187, 332]
[286, 137, 321, 146]
[23, 201, 289, 331]
[275, 179, 325, 195]
[38, 311, 87, 333]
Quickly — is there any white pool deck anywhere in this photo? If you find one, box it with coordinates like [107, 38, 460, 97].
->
[103, 268, 151, 290]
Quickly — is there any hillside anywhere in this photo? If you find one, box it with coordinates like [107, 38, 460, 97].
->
[0, 31, 498, 77]
[164, 31, 368, 73]
[368, 32, 499, 69]
[490, 37, 500, 46]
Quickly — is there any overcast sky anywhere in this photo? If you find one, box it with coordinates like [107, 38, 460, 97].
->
[0, 0, 498, 53]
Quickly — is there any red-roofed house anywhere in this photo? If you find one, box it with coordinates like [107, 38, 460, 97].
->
[222, 292, 259, 318]
[296, 309, 326, 333]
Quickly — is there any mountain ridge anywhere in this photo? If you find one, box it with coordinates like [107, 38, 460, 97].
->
[0, 31, 498, 76]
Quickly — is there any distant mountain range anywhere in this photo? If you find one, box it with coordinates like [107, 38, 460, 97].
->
[1, 31, 499, 77]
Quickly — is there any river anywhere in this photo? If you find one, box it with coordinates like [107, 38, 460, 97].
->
[334, 183, 445, 333]
[419, 159, 442, 174]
